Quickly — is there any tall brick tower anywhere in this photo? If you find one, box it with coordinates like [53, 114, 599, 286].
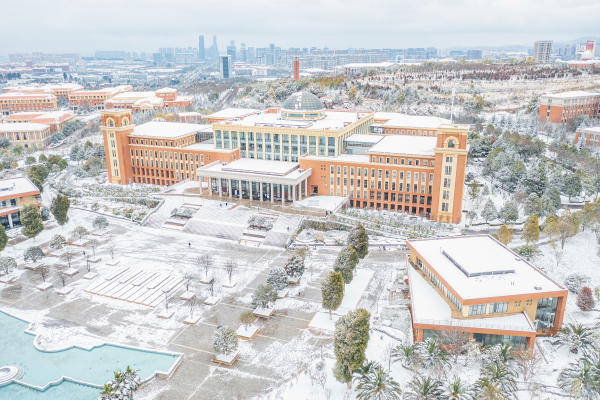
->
[101, 109, 135, 184]
[293, 55, 300, 81]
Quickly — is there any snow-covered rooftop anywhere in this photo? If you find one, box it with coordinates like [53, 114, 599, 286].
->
[185, 142, 238, 152]
[302, 154, 370, 163]
[0, 176, 40, 197]
[129, 122, 208, 138]
[373, 112, 403, 121]
[408, 235, 566, 301]
[207, 108, 260, 119]
[0, 123, 49, 132]
[543, 90, 600, 99]
[30, 111, 74, 123]
[221, 159, 299, 176]
[367, 135, 437, 156]
[178, 112, 202, 117]
[382, 114, 451, 129]
[578, 126, 600, 133]
[225, 110, 369, 131]
[407, 264, 535, 332]
[345, 134, 384, 144]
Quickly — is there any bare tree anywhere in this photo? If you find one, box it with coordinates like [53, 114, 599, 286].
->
[65, 250, 74, 270]
[207, 278, 215, 298]
[108, 241, 116, 261]
[38, 265, 50, 283]
[85, 255, 91, 273]
[183, 274, 194, 292]
[189, 297, 197, 319]
[89, 239, 99, 258]
[163, 291, 172, 313]
[439, 321, 469, 363]
[224, 259, 236, 285]
[382, 342, 395, 372]
[58, 271, 68, 287]
[198, 253, 213, 280]
[516, 348, 544, 383]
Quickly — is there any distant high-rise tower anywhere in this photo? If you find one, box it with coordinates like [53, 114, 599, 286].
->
[212, 36, 219, 59]
[219, 55, 232, 79]
[227, 40, 236, 61]
[198, 35, 205, 60]
[533, 41, 553, 63]
[240, 43, 247, 62]
[293, 55, 299, 80]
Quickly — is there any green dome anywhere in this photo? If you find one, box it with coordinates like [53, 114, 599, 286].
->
[282, 91, 324, 112]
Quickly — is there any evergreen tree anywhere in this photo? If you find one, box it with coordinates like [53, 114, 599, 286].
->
[521, 216, 540, 245]
[92, 216, 109, 230]
[0, 224, 7, 254]
[348, 223, 368, 258]
[355, 363, 402, 400]
[495, 225, 513, 246]
[21, 204, 44, 239]
[213, 326, 239, 356]
[563, 174, 582, 201]
[49, 234, 67, 250]
[284, 254, 304, 279]
[334, 246, 357, 284]
[266, 268, 288, 291]
[251, 284, 277, 309]
[480, 199, 498, 224]
[24, 246, 45, 263]
[322, 271, 344, 319]
[521, 165, 547, 197]
[498, 201, 519, 224]
[577, 287, 595, 312]
[50, 194, 70, 226]
[334, 308, 371, 389]
[523, 193, 542, 217]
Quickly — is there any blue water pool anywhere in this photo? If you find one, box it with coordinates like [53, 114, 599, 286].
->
[0, 311, 182, 398]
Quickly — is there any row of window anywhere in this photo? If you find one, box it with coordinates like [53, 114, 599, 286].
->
[331, 165, 434, 181]
[416, 258, 462, 311]
[370, 156, 434, 166]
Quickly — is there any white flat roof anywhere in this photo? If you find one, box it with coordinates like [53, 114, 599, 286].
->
[0, 123, 49, 132]
[408, 264, 535, 332]
[544, 90, 600, 99]
[367, 135, 437, 156]
[178, 112, 202, 117]
[222, 158, 299, 176]
[185, 142, 236, 152]
[345, 134, 384, 144]
[579, 126, 600, 133]
[374, 112, 403, 120]
[408, 235, 565, 300]
[0, 177, 39, 196]
[207, 108, 259, 119]
[226, 110, 368, 131]
[383, 115, 451, 129]
[303, 154, 370, 163]
[129, 122, 209, 138]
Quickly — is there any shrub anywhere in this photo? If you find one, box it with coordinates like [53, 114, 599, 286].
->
[577, 287, 596, 312]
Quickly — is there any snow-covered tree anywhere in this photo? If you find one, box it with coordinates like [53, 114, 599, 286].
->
[405, 376, 443, 400]
[334, 246, 357, 284]
[475, 363, 517, 398]
[24, 246, 45, 263]
[347, 223, 369, 258]
[334, 308, 371, 389]
[251, 284, 277, 309]
[354, 362, 402, 400]
[523, 193, 542, 217]
[552, 322, 596, 354]
[442, 376, 473, 400]
[521, 216, 540, 244]
[239, 311, 254, 332]
[49, 234, 67, 250]
[417, 338, 450, 372]
[563, 174, 582, 201]
[72, 225, 89, 239]
[321, 271, 344, 319]
[480, 199, 498, 224]
[558, 353, 600, 399]
[266, 268, 288, 291]
[213, 325, 239, 356]
[391, 343, 419, 369]
[284, 254, 304, 279]
[97, 366, 141, 400]
[93, 216, 109, 230]
[577, 287, 596, 312]
[0, 257, 16, 276]
[498, 201, 519, 224]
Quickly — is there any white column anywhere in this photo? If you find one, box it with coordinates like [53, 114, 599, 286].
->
[219, 178, 223, 198]
[259, 182, 263, 202]
[292, 184, 296, 203]
[250, 181, 254, 201]
[239, 181, 243, 200]
[270, 183, 274, 203]
[198, 176, 202, 195]
[304, 179, 308, 197]
[8, 214, 13, 228]
[228, 179, 232, 198]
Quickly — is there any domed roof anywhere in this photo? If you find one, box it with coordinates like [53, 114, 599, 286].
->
[582, 50, 593, 60]
[282, 91, 324, 112]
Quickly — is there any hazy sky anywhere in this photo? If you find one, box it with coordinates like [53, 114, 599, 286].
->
[2, 0, 599, 55]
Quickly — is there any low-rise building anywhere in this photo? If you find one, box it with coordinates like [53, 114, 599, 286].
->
[539, 90, 600, 123]
[104, 87, 192, 112]
[0, 93, 58, 116]
[5, 111, 75, 133]
[0, 177, 42, 229]
[204, 108, 260, 124]
[575, 125, 600, 148]
[371, 113, 451, 136]
[69, 85, 132, 111]
[407, 235, 568, 350]
[0, 123, 52, 147]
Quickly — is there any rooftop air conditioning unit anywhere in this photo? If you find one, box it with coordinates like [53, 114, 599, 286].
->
[222, 162, 228, 166]
[298, 169, 304, 172]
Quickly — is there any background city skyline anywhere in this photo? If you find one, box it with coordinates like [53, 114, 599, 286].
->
[2, 0, 599, 55]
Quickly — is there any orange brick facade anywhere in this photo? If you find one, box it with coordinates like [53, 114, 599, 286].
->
[539, 91, 600, 123]
[0, 93, 57, 114]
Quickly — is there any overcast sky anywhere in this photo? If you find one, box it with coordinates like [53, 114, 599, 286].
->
[2, 0, 599, 55]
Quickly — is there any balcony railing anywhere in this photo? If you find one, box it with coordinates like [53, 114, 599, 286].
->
[413, 318, 534, 332]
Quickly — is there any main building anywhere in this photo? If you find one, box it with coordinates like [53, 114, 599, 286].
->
[101, 92, 468, 223]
